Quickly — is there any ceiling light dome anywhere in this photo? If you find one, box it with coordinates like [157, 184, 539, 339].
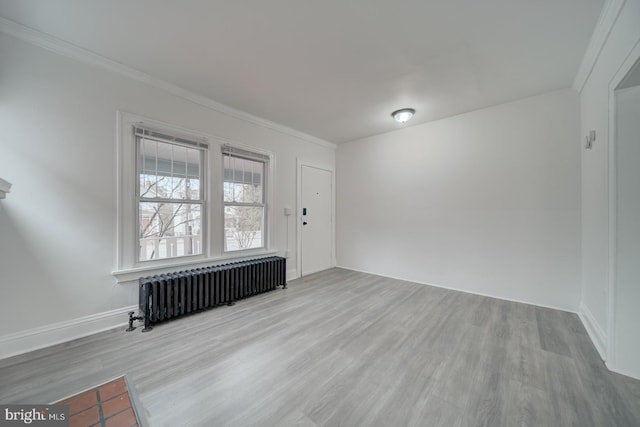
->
[392, 108, 415, 123]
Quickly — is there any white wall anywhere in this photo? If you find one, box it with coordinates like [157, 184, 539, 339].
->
[0, 33, 334, 355]
[578, 0, 640, 366]
[614, 84, 640, 378]
[337, 89, 581, 310]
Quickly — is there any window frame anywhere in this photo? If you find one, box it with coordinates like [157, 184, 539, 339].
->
[135, 128, 207, 263]
[222, 145, 269, 253]
[114, 112, 276, 282]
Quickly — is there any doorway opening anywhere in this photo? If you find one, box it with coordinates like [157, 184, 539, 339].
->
[608, 52, 640, 379]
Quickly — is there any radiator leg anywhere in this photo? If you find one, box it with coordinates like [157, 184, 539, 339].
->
[142, 322, 153, 332]
[142, 309, 153, 332]
[139, 281, 153, 332]
[227, 301, 235, 306]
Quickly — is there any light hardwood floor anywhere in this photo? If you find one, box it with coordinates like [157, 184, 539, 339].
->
[1, 268, 639, 426]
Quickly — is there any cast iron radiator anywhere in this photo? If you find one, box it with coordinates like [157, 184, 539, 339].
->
[137, 256, 286, 331]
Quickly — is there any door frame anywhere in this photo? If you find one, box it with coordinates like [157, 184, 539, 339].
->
[296, 159, 336, 277]
[606, 39, 640, 374]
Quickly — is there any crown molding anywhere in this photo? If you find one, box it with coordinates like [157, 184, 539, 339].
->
[573, 0, 627, 93]
[0, 16, 336, 150]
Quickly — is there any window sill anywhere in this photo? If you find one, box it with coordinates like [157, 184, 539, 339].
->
[112, 249, 279, 284]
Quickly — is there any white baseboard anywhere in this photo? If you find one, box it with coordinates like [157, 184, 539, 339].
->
[336, 266, 617, 367]
[286, 268, 299, 282]
[2, 266, 296, 360]
[0, 305, 136, 360]
[578, 301, 608, 362]
[0, 271, 615, 377]
[338, 264, 613, 374]
[335, 265, 578, 314]
[606, 363, 640, 381]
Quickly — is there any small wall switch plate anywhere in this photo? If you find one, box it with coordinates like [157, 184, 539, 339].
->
[284, 207, 292, 216]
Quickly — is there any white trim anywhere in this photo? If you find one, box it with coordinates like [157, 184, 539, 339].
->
[287, 268, 299, 282]
[578, 302, 608, 361]
[0, 178, 11, 199]
[117, 112, 212, 271]
[0, 305, 136, 361]
[117, 111, 280, 276]
[296, 159, 336, 277]
[0, 17, 336, 150]
[221, 142, 276, 255]
[607, 365, 640, 381]
[573, 0, 627, 93]
[607, 60, 620, 374]
[336, 265, 579, 314]
[113, 250, 279, 283]
[606, 38, 640, 373]
[135, 128, 208, 265]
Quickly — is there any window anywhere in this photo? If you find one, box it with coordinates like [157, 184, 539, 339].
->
[116, 112, 275, 279]
[223, 146, 269, 252]
[136, 126, 206, 261]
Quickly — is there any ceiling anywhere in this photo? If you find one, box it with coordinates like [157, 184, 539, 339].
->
[0, 0, 604, 144]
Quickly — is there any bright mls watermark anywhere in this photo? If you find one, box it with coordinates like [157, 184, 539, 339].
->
[0, 405, 68, 426]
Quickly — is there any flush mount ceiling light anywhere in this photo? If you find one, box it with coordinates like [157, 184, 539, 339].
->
[392, 108, 415, 123]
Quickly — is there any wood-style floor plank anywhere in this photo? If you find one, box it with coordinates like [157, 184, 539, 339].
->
[1, 268, 639, 426]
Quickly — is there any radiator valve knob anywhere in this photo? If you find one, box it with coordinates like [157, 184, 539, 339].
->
[126, 311, 142, 332]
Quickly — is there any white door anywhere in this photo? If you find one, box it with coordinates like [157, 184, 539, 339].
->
[300, 165, 333, 276]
